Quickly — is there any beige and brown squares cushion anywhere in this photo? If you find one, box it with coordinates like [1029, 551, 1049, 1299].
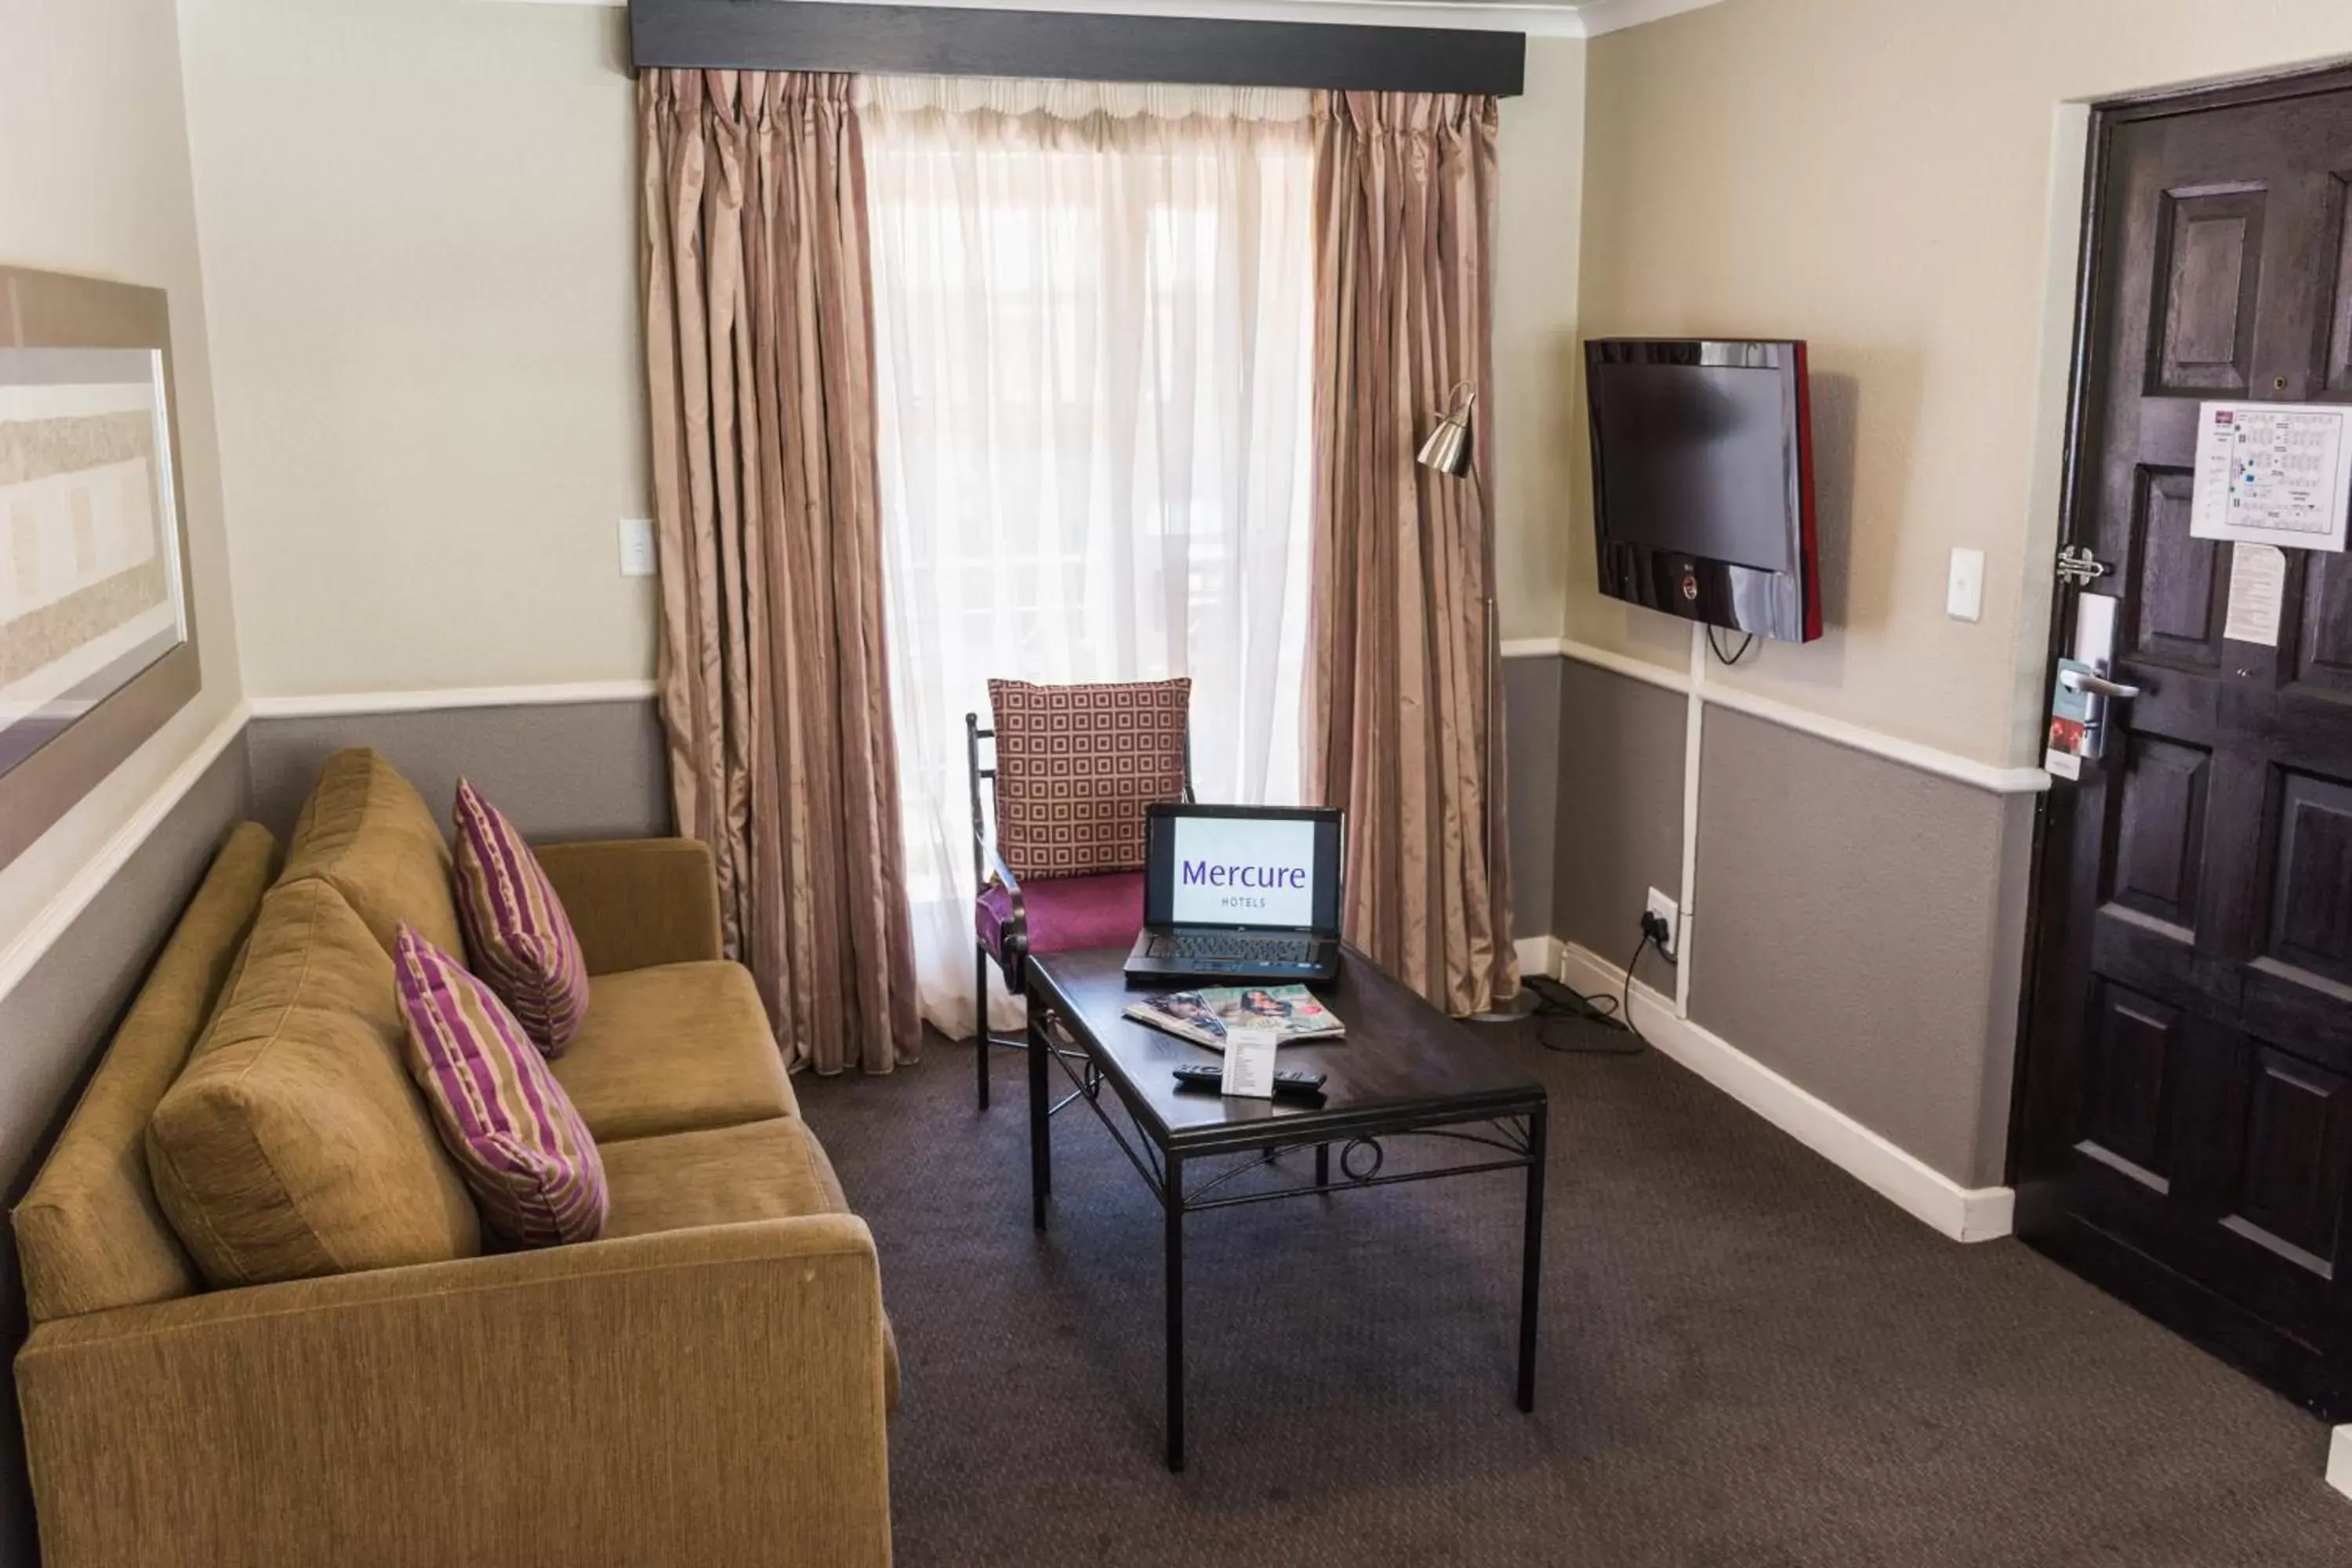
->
[989, 678, 1189, 880]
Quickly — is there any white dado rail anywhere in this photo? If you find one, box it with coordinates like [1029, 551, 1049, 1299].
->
[244, 680, 659, 719]
[1501, 636, 2052, 797]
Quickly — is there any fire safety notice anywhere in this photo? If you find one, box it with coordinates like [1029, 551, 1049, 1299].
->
[2190, 401, 2352, 553]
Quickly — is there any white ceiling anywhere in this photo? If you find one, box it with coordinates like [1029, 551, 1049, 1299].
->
[521, 0, 1730, 42]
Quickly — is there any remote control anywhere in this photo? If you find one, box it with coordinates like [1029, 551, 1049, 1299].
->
[1171, 1062, 1327, 1098]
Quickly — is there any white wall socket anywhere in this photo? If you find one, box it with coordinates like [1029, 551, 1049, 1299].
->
[1646, 887, 1680, 960]
[618, 517, 658, 579]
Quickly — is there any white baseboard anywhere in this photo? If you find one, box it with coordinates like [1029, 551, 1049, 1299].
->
[2330, 1427, 2352, 1501]
[1537, 938, 2015, 1243]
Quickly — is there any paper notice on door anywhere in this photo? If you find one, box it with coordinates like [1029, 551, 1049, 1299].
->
[2191, 402, 2352, 552]
[2223, 542, 2287, 647]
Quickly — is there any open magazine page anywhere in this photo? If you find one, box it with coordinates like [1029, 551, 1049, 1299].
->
[1122, 985, 1345, 1051]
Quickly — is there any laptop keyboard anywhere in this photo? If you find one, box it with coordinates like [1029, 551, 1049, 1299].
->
[1147, 931, 1318, 964]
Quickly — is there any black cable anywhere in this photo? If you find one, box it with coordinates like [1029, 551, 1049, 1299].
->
[1707, 626, 1757, 666]
[1523, 928, 1660, 1056]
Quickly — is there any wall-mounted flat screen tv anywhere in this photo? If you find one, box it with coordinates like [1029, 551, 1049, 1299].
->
[1584, 338, 1820, 643]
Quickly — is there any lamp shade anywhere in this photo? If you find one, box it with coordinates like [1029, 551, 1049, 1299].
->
[1415, 384, 1478, 478]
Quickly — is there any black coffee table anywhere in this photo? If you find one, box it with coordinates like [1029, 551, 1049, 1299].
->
[1023, 945, 1550, 1471]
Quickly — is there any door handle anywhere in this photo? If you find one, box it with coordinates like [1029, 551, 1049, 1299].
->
[2059, 668, 2142, 699]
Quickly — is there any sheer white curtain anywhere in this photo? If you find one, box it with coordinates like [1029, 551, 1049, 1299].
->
[861, 76, 1318, 1037]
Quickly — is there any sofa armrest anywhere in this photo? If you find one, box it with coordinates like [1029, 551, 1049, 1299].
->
[16, 1217, 890, 1568]
[534, 837, 724, 973]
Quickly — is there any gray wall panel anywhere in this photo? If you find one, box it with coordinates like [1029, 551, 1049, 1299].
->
[0, 733, 252, 1566]
[247, 700, 671, 842]
[1554, 659, 1684, 994]
[1503, 655, 1562, 942]
[1690, 706, 2030, 1189]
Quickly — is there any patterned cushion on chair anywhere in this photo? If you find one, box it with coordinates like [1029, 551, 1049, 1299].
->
[988, 678, 1189, 880]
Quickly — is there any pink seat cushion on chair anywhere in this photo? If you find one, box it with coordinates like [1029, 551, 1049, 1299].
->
[975, 871, 1145, 964]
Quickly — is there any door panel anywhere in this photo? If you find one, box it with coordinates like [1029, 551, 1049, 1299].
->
[2018, 73, 2352, 1419]
[2128, 470, 2227, 666]
[2149, 186, 2265, 394]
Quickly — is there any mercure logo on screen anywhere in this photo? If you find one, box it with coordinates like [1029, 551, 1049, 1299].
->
[1181, 860, 1309, 891]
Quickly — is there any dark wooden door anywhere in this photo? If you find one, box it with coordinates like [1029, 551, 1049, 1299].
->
[2016, 71, 2352, 1420]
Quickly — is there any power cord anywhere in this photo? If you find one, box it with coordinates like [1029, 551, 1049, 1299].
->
[1522, 921, 1668, 1057]
[1708, 626, 1757, 666]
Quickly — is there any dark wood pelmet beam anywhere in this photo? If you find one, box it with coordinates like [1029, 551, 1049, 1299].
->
[630, 0, 1526, 96]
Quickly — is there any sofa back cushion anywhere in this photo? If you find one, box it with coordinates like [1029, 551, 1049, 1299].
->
[147, 880, 484, 1287]
[280, 747, 463, 958]
[12, 824, 281, 1325]
[987, 677, 1190, 880]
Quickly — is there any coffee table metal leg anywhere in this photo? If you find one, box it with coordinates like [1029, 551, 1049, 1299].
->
[1518, 1105, 1547, 1413]
[1164, 1152, 1185, 1472]
[1029, 1007, 1051, 1230]
[1315, 1142, 1330, 1190]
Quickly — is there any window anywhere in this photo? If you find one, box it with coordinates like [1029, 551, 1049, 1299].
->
[862, 77, 1318, 1033]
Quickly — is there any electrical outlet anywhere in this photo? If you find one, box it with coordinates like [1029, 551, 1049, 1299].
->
[1645, 887, 1680, 960]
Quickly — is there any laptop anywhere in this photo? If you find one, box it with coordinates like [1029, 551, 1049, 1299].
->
[1124, 803, 1345, 984]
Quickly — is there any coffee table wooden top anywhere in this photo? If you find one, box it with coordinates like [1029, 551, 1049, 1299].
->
[1025, 945, 1546, 1156]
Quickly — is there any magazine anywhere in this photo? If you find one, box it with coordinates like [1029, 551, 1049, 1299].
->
[1123, 985, 1344, 1051]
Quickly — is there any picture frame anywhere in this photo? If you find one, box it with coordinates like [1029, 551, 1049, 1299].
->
[0, 266, 201, 873]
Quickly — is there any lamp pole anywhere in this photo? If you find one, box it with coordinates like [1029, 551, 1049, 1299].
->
[1416, 383, 1536, 1023]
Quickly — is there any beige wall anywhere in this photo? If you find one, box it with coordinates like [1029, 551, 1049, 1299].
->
[1494, 36, 1586, 643]
[180, 0, 653, 698]
[1573, 0, 2352, 765]
[0, 0, 245, 949]
[182, 4, 1581, 689]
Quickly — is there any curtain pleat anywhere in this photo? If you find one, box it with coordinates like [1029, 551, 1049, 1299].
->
[1307, 90, 1517, 1016]
[640, 69, 921, 1074]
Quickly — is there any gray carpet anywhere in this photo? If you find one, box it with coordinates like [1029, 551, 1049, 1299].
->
[794, 1010, 2352, 1567]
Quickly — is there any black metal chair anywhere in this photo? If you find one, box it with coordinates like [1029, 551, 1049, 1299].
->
[967, 699, 1193, 1109]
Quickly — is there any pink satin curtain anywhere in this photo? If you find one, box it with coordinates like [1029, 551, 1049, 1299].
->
[1306, 90, 1518, 1016]
[640, 70, 920, 1074]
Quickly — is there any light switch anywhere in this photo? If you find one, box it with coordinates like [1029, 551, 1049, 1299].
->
[1946, 546, 1984, 622]
[618, 517, 657, 579]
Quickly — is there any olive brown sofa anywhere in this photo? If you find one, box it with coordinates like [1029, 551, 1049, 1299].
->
[10, 749, 894, 1567]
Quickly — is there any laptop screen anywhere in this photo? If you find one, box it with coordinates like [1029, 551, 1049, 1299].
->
[1145, 805, 1344, 933]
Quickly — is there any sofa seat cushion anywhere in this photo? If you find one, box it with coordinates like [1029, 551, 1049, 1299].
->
[601, 1118, 897, 1408]
[279, 748, 463, 959]
[147, 880, 484, 1287]
[551, 961, 795, 1142]
[975, 869, 1144, 964]
[601, 1118, 847, 1239]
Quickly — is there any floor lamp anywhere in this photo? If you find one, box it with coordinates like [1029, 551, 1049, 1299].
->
[1416, 383, 1539, 1022]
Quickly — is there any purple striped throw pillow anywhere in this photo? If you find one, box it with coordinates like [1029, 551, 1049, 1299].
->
[450, 779, 590, 1058]
[393, 927, 608, 1248]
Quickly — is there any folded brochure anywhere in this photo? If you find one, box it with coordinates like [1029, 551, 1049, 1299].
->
[1123, 985, 1343, 1051]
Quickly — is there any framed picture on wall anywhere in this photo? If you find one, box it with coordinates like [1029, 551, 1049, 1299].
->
[0, 267, 201, 873]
